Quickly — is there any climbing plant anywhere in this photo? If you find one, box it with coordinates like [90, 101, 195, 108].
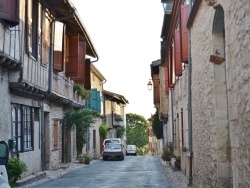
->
[99, 123, 109, 139]
[152, 109, 163, 139]
[63, 108, 96, 155]
[116, 126, 125, 138]
[73, 84, 92, 100]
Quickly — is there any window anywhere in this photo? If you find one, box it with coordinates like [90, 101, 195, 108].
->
[26, 0, 50, 63]
[12, 105, 33, 152]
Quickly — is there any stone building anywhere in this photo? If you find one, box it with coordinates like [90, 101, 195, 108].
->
[157, 0, 250, 187]
[187, 0, 250, 187]
[0, 0, 98, 177]
[102, 90, 129, 147]
[83, 64, 106, 158]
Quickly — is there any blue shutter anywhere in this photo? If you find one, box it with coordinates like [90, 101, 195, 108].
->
[86, 90, 92, 109]
[97, 91, 101, 114]
[91, 89, 97, 112]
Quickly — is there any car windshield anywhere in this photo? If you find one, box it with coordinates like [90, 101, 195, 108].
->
[107, 144, 121, 149]
[128, 145, 136, 149]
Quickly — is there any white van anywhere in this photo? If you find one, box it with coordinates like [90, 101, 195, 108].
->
[0, 141, 11, 188]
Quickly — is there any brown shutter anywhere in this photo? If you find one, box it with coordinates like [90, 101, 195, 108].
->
[0, 0, 19, 27]
[84, 58, 91, 89]
[42, 11, 50, 65]
[168, 48, 174, 88]
[165, 67, 169, 95]
[54, 22, 64, 70]
[180, 4, 189, 62]
[53, 121, 58, 149]
[37, 3, 42, 60]
[174, 26, 182, 76]
[65, 35, 79, 78]
[26, 0, 32, 53]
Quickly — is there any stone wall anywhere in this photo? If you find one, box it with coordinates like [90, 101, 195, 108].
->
[190, 0, 250, 187]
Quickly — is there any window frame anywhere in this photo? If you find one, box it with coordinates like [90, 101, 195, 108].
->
[12, 104, 34, 153]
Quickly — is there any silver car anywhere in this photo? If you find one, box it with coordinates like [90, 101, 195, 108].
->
[126, 145, 137, 156]
[103, 143, 124, 161]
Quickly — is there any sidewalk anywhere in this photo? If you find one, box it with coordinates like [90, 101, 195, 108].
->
[15, 157, 191, 188]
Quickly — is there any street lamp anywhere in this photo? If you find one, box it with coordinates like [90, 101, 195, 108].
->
[147, 79, 160, 91]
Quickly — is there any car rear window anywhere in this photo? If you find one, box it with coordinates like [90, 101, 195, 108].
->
[107, 144, 121, 149]
[128, 145, 136, 149]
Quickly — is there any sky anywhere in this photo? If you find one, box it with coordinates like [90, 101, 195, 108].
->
[71, 0, 163, 119]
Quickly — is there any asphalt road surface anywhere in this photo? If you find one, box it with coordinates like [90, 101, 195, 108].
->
[33, 156, 171, 188]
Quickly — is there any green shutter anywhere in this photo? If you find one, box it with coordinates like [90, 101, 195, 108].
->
[97, 91, 101, 114]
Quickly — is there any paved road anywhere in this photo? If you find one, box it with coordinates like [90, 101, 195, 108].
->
[33, 156, 171, 188]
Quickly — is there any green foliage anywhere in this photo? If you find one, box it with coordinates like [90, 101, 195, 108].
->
[161, 143, 174, 162]
[114, 117, 123, 122]
[99, 124, 109, 139]
[64, 108, 96, 155]
[182, 146, 188, 152]
[80, 154, 92, 165]
[116, 126, 125, 138]
[126, 113, 148, 148]
[137, 146, 149, 156]
[73, 84, 92, 100]
[6, 157, 27, 187]
[152, 109, 163, 139]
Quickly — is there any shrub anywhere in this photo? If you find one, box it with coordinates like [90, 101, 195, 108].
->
[99, 124, 109, 139]
[6, 157, 27, 187]
[82, 154, 91, 165]
[161, 143, 174, 162]
[116, 126, 125, 138]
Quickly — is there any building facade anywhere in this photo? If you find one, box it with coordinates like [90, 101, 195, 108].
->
[0, 0, 98, 177]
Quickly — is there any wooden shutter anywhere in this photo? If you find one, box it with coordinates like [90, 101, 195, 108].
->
[180, 4, 189, 62]
[37, 3, 42, 60]
[54, 22, 64, 70]
[53, 121, 58, 149]
[0, 0, 19, 27]
[84, 59, 91, 90]
[97, 91, 101, 113]
[92, 89, 97, 112]
[168, 48, 174, 88]
[165, 67, 169, 95]
[174, 26, 182, 76]
[26, 0, 32, 53]
[42, 11, 50, 65]
[66, 35, 79, 78]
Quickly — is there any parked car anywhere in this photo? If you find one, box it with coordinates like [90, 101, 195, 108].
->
[102, 138, 121, 150]
[126, 145, 137, 156]
[0, 141, 11, 188]
[103, 143, 124, 161]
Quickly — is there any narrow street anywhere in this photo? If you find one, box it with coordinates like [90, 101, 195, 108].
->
[32, 156, 171, 188]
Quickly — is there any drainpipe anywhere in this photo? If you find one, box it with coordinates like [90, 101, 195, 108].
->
[187, 0, 193, 186]
[170, 88, 174, 148]
[41, 21, 55, 171]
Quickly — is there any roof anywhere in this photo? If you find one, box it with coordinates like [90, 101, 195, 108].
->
[90, 64, 107, 82]
[42, 0, 98, 59]
[150, 60, 161, 76]
[103, 90, 129, 104]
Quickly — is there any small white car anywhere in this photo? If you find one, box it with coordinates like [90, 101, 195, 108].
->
[0, 141, 11, 188]
[103, 143, 124, 161]
[126, 145, 137, 156]
[102, 138, 121, 150]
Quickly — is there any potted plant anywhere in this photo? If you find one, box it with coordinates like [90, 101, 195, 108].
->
[174, 156, 181, 169]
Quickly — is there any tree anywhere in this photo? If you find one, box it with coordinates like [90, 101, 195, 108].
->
[64, 108, 97, 156]
[152, 109, 163, 139]
[126, 113, 148, 148]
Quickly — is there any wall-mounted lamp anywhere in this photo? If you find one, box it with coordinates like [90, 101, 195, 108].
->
[162, 0, 173, 14]
[147, 79, 160, 91]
